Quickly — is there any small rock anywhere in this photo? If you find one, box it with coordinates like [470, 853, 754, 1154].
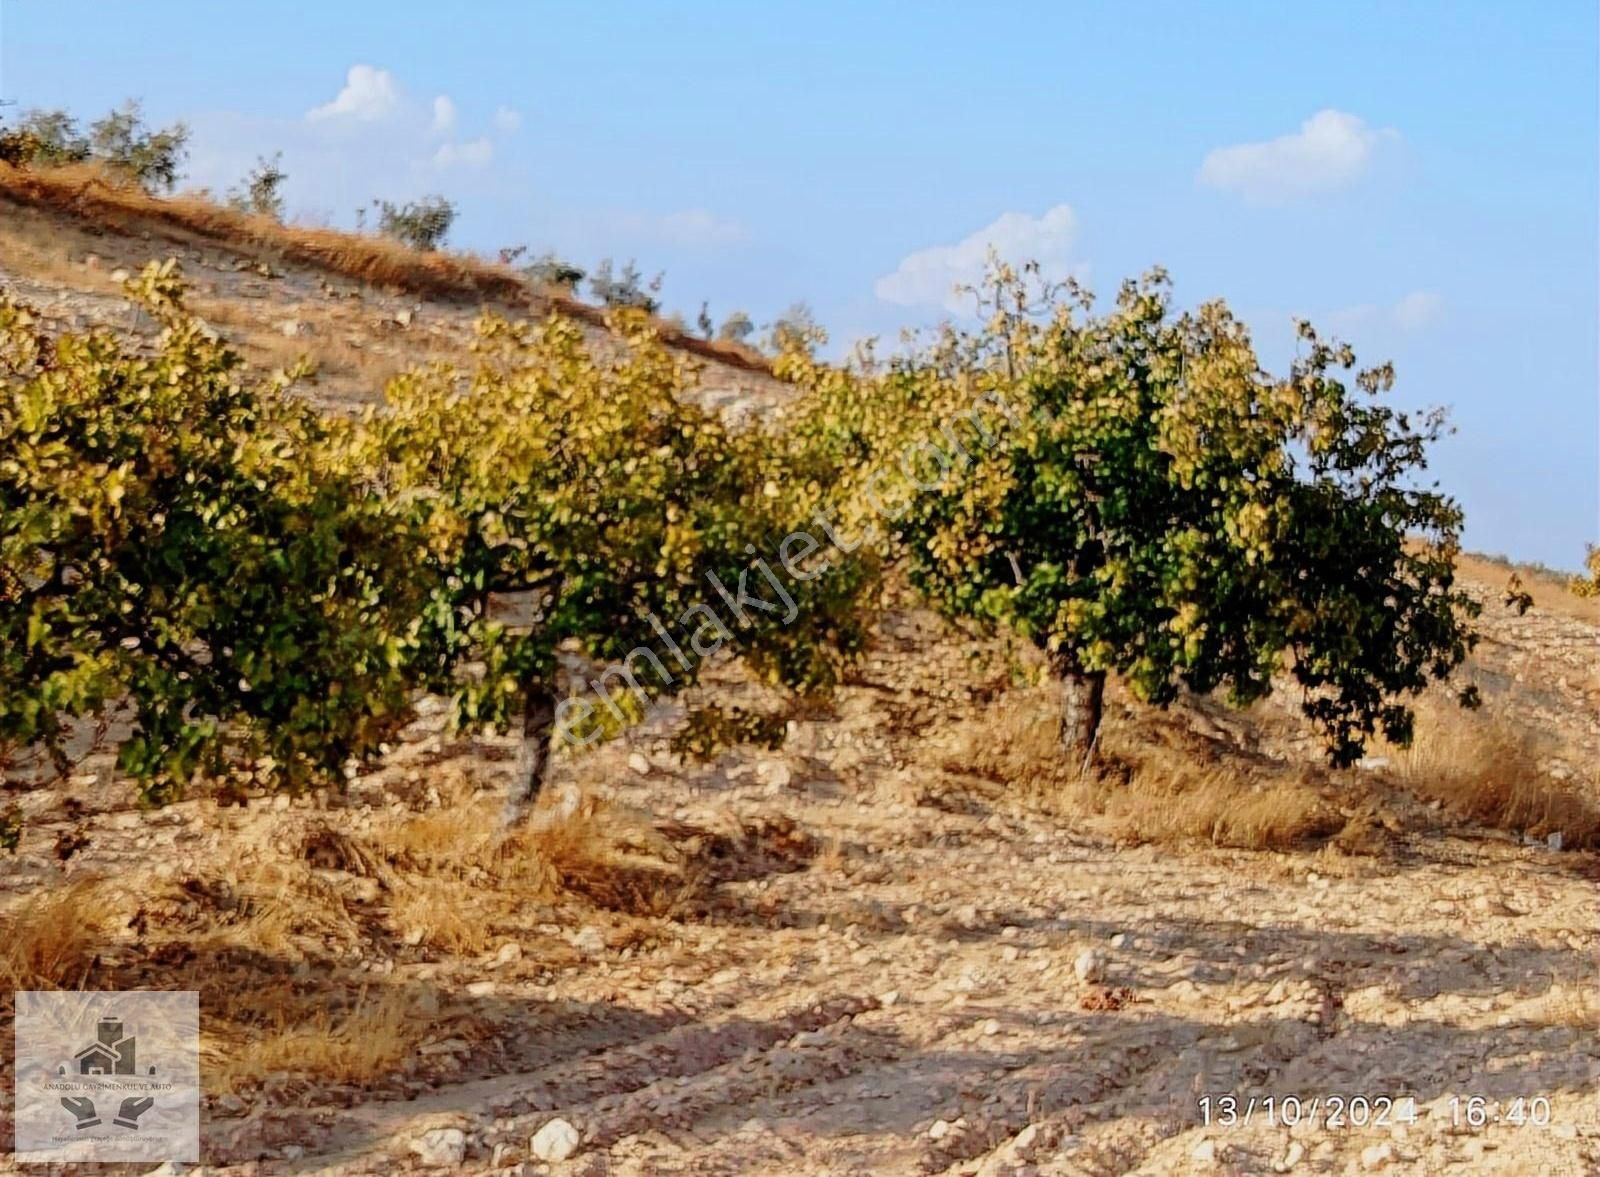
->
[394, 308, 414, 327]
[878, 990, 899, 1006]
[1361, 1142, 1393, 1170]
[278, 318, 304, 337]
[491, 1141, 519, 1167]
[1073, 948, 1106, 984]
[1356, 755, 1391, 772]
[1547, 831, 1564, 851]
[1109, 932, 1128, 948]
[756, 759, 792, 790]
[410, 1127, 467, 1167]
[572, 926, 606, 954]
[981, 1018, 1001, 1036]
[110, 268, 131, 283]
[928, 1118, 953, 1140]
[627, 752, 650, 776]
[465, 980, 497, 997]
[1192, 1137, 1219, 1166]
[1276, 1140, 1304, 1171]
[494, 941, 522, 966]
[530, 1118, 581, 1163]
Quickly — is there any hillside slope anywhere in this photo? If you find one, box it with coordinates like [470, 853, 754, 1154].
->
[2, 189, 1598, 1175]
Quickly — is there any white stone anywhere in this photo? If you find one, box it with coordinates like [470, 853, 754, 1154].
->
[1073, 948, 1106, 984]
[465, 980, 497, 997]
[530, 1118, 581, 1162]
[627, 752, 650, 776]
[1361, 1142, 1393, 1169]
[928, 1118, 952, 1140]
[1192, 1137, 1219, 1165]
[494, 941, 522, 965]
[756, 759, 792, 789]
[1547, 831, 1564, 851]
[410, 1127, 467, 1167]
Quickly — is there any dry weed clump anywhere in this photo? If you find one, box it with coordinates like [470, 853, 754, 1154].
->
[496, 790, 702, 918]
[0, 880, 118, 988]
[1386, 694, 1600, 849]
[950, 687, 1345, 851]
[204, 985, 420, 1096]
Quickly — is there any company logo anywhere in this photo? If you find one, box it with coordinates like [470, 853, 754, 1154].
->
[14, 991, 199, 1163]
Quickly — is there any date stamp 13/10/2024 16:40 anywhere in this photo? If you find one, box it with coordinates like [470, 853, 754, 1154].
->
[1197, 1093, 1559, 1132]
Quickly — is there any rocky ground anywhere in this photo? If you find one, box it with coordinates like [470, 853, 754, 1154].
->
[2, 198, 1598, 1175]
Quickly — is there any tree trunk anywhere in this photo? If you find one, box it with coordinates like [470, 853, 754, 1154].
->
[1057, 664, 1105, 772]
[503, 681, 556, 825]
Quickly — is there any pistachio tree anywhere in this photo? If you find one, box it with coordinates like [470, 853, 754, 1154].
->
[778, 263, 1479, 768]
[353, 308, 871, 812]
[0, 263, 447, 800]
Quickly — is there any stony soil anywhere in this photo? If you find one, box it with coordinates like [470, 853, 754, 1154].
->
[1, 200, 1597, 1176]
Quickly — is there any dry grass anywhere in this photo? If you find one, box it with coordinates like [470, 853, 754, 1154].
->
[204, 985, 421, 1096]
[497, 788, 701, 917]
[1457, 551, 1600, 625]
[0, 160, 772, 373]
[0, 881, 118, 988]
[948, 687, 1345, 851]
[1384, 693, 1600, 849]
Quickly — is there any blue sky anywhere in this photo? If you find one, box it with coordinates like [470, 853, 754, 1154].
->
[1, 1, 1595, 567]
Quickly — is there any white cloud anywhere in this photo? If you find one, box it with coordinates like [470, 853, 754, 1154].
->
[306, 65, 402, 122]
[493, 105, 523, 133]
[432, 137, 493, 169]
[1198, 110, 1397, 204]
[431, 95, 457, 133]
[1392, 290, 1444, 331]
[874, 204, 1080, 311]
[1323, 289, 1445, 335]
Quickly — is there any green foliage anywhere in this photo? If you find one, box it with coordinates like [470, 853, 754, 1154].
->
[0, 805, 21, 853]
[3, 108, 91, 166]
[768, 301, 821, 355]
[669, 705, 787, 762]
[373, 195, 456, 251]
[777, 259, 1479, 766]
[1, 262, 448, 801]
[717, 310, 755, 345]
[1503, 573, 1533, 615]
[1, 101, 187, 190]
[2, 266, 875, 803]
[227, 152, 287, 220]
[589, 258, 662, 314]
[351, 305, 874, 746]
[1571, 546, 1600, 598]
[86, 100, 189, 191]
[521, 251, 586, 291]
